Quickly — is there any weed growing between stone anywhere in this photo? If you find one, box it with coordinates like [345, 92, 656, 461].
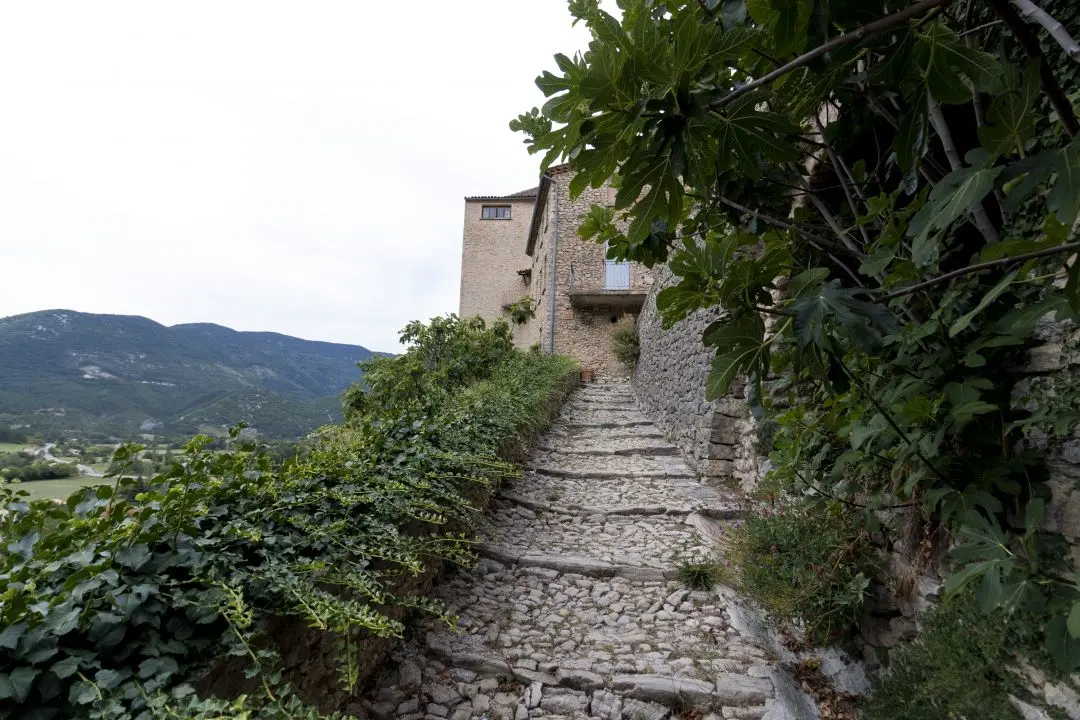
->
[726, 504, 878, 645]
[676, 557, 724, 591]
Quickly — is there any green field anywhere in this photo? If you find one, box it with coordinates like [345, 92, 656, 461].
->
[0, 442, 30, 454]
[6, 476, 107, 501]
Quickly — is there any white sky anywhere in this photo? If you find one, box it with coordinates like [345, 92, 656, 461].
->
[0, 2, 592, 352]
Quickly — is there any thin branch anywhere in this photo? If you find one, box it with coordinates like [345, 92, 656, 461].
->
[1011, 0, 1080, 62]
[927, 91, 1002, 244]
[991, 0, 1080, 137]
[707, 0, 956, 110]
[815, 116, 873, 246]
[959, 19, 1004, 36]
[716, 195, 863, 258]
[879, 242, 1080, 300]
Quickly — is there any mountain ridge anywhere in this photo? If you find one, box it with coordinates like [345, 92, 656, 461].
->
[0, 309, 383, 440]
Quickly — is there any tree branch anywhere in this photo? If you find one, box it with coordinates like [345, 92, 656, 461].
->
[815, 116, 873, 246]
[991, 0, 1080, 137]
[1011, 0, 1080, 62]
[716, 195, 863, 258]
[879, 242, 1080, 300]
[707, 0, 956, 110]
[927, 91, 1001, 244]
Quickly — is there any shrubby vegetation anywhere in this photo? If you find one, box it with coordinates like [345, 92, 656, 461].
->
[611, 315, 641, 369]
[726, 504, 878, 644]
[0, 315, 575, 719]
[0, 456, 79, 481]
[514, 0, 1080, 706]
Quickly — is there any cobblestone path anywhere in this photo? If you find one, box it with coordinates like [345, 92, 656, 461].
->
[368, 382, 801, 720]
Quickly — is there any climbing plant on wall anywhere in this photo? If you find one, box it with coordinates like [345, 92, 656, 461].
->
[513, 0, 1080, 668]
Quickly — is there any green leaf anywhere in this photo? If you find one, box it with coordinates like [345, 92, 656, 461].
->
[948, 271, 1017, 337]
[915, 22, 1002, 105]
[94, 669, 121, 690]
[50, 656, 80, 680]
[1068, 259, 1080, 315]
[949, 400, 999, 427]
[1069, 601, 1080, 639]
[895, 95, 929, 172]
[712, 94, 801, 179]
[787, 267, 829, 298]
[1050, 136, 1080, 227]
[657, 285, 707, 327]
[5, 667, 38, 703]
[978, 61, 1039, 156]
[907, 165, 1003, 264]
[69, 680, 99, 705]
[860, 247, 894, 276]
[0, 623, 25, 650]
[704, 314, 767, 400]
[115, 544, 152, 571]
[1046, 614, 1080, 670]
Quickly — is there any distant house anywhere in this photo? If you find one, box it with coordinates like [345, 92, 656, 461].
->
[459, 164, 657, 377]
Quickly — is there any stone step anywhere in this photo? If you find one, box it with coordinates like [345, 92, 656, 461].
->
[528, 462, 697, 481]
[477, 545, 675, 582]
[370, 566, 778, 719]
[532, 443, 681, 457]
[476, 501, 717, 571]
[560, 420, 657, 430]
[497, 490, 745, 521]
[505, 467, 735, 512]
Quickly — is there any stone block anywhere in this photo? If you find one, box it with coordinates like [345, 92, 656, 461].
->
[713, 673, 773, 706]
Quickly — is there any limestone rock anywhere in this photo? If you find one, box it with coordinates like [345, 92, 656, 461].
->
[612, 674, 715, 709]
[714, 673, 773, 706]
[540, 689, 589, 714]
[555, 666, 604, 691]
[621, 698, 670, 720]
[590, 690, 623, 720]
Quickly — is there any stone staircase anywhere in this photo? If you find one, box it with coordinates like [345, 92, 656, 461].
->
[365, 381, 805, 720]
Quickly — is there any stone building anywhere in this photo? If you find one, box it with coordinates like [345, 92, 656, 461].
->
[458, 187, 538, 348]
[459, 164, 657, 376]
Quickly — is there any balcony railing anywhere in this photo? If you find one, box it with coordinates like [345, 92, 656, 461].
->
[568, 261, 648, 309]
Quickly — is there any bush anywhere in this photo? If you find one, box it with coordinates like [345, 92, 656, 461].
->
[862, 593, 1046, 720]
[611, 316, 640, 369]
[0, 318, 576, 719]
[727, 504, 877, 644]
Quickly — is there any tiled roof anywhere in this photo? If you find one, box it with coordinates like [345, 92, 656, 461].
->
[464, 186, 539, 201]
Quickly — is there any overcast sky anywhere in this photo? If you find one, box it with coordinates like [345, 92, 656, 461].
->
[0, 2, 592, 352]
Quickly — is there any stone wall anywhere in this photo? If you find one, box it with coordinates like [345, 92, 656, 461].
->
[632, 267, 758, 486]
[459, 196, 537, 348]
[531, 166, 658, 378]
[632, 274, 1080, 714]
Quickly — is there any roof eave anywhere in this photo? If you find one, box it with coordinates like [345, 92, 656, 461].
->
[525, 174, 553, 257]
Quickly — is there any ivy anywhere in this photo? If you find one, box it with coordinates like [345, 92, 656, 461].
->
[516, 0, 1080, 676]
[0, 316, 576, 718]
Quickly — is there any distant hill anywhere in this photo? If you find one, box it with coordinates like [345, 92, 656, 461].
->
[0, 310, 382, 440]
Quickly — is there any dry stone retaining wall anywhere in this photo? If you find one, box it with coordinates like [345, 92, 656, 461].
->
[633, 268, 758, 488]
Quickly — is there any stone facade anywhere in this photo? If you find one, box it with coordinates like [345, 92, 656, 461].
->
[633, 267, 759, 487]
[459, 191, 539, 348]
[527, 166, 658, 377]
[460, 166, 659, 376]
